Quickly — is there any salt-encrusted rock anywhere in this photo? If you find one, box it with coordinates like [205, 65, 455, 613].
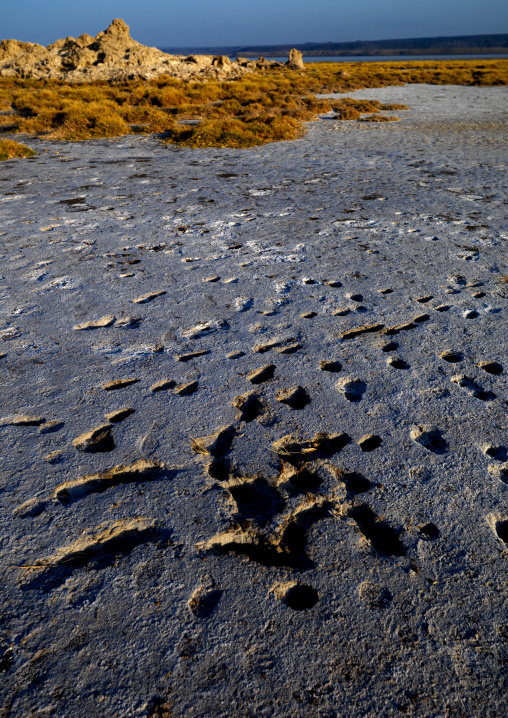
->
[287, 48, 305, 70]
[0, 18, 279, 82]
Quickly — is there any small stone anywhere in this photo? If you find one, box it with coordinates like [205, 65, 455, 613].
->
[203, 276, 220, 283]
[226, 350, 245, 359]
[325, 280, 342, 288]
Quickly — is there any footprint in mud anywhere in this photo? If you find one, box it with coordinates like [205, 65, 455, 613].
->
[348, 504, 406, 556]
[247, 365, 275, 384]
[232, 392, 264, 422]
[410, 425, 448, 454]
[387, 356, 409, 370]
[336, 376, 367, 402]
[72, 424, 115, 453]
[188, 579, 222, 619]
[439, 350, 463, 363]
[271, 581, 319, 611]
[320, 360, 342, 372]
[357, 435, 383, 452]
[451, 375, 496, 401]
[379, 341, 398, 353]
[482, 444, 508, 462]
[488, 464, 508, 484]
[479, 361, 503, 375]
[418, 522, 440, 540]
[495, 519, 508, 545]
[21, 518, 167, 591]
[227, 477, 286, 527]
[276, 386, 311, 410]
[358, 581, 392, 608]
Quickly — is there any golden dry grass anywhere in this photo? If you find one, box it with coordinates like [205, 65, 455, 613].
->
[0, 138, 36, 160]
[0, 58, 506, 148]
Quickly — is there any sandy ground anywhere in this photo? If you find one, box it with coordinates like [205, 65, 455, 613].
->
[0, 84, 507, 717]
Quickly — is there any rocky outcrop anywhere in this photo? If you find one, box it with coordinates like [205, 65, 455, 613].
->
[287, 48, 305, 70]
[0, 19, 285, 82]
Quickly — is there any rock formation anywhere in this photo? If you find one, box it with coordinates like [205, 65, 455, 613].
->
[287, 48, 305, 70]
[0, 19, 284, 82]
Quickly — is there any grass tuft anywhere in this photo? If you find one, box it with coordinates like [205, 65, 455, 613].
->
[0, 138, 36, 160]
[0, 59, 505, 147]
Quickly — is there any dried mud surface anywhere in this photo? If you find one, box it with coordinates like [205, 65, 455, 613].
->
[1, 85, 507, 717]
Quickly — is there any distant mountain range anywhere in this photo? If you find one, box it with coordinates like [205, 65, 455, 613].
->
[162, 33, 508, 58]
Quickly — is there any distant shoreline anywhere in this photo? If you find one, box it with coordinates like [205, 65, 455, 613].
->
[161, 32, 508, 58]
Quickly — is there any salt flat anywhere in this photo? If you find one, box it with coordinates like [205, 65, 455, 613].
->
[0, 84, 507, 717]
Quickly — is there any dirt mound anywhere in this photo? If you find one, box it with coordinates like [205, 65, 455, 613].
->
[0, 18, 285, 82]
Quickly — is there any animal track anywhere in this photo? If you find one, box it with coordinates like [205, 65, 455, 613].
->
[488, 463, 508, 484]
[348, 504, 406, 556]
[15, 460, 173, 516]
[387, 356, 409, 369]
[336, 377, 367, 402]
[410, 425, 448, 454]
[341, 323, 384, 339]
[440, 350, 463, 363]
[272, 581, 319, 611]
[21, 518, 166, 591]
[451, 375, 496, 401]
[357, 435, 383, 452]
[191, 425, 235, 458]
[276, 386, 311, 410]
[320, 360, 342, 372]
[102, 378, 140, 391]
[495, 519, 508, 544]
[232, 391, 264, 422]
[418, 522, 440, 539]
[479, 361, 503, 375]
[174, 380, 198, 396]
[247, 364, 275, 384]
[188, 579, 222, 618]
[105, 407, 135, 423]
[72, 424, 115, 453]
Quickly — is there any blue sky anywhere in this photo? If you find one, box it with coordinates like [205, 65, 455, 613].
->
[3, 0, 507, 47]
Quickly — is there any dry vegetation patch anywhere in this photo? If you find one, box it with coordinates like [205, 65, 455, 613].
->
[0, 59, 506, 148]
[0, 138, 35, 160]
